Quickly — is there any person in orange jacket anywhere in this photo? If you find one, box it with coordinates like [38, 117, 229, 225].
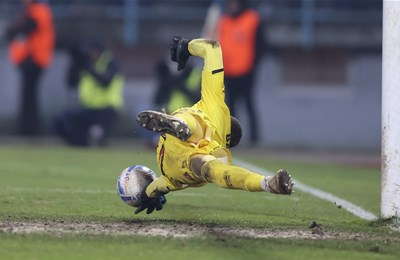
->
[6, 0, 55, 136]
[217, 0, 264, 144]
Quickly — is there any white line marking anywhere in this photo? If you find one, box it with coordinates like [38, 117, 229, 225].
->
[234, 158, 378, 221]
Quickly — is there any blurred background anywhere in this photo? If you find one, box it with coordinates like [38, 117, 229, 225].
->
[0, 0, 382, 150]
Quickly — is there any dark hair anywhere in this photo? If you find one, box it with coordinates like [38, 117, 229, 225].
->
[230, 116, 242, 148]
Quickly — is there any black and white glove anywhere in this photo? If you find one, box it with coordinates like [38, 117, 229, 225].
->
[170, 36, 191, 71]
[134, 194, 167, 215]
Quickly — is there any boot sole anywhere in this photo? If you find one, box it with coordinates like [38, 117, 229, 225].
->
[137, 110, 191, 141]
[277, 169, 293, 195]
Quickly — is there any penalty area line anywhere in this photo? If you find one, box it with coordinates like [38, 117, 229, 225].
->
[234, 158, 378, 221]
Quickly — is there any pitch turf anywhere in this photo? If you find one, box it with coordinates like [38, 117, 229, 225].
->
[0, 144, 399, 259]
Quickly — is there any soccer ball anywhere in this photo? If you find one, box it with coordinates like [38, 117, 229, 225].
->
[117, 165, 157, 207]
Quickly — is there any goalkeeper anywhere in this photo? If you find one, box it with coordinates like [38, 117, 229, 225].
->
[135, 37, 294, 214]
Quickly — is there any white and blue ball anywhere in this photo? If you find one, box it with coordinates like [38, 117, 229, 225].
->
[117, 165, 156, 207]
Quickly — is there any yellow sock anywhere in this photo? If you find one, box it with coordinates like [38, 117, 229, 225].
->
[202, 159, 265, 192]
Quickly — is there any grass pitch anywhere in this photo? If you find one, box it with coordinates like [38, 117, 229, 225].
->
[0, 143, 399, 259]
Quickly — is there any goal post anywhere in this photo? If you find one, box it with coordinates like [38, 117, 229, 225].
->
[382, 0, 400, 219]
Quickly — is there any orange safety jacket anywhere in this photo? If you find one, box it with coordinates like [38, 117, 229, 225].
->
[218, 10, 260, 77]
[9, 3, 55, 68]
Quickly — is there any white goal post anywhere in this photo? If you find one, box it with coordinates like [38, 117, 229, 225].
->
[382, 0, 400, 219]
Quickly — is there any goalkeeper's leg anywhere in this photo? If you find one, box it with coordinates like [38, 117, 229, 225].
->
[138, 38, 226, 143]
[190, 154, 294, 195]
[137, 110, 205, 143]
[188, 39, 223, 73]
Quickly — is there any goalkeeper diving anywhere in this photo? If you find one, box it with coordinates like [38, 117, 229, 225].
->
[135, 37, 294, 214]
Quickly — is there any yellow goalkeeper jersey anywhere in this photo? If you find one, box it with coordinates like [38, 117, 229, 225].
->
[155, 70, 232, 186]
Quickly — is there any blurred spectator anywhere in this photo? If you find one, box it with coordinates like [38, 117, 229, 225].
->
[6, 0, 55, 136]
[141, 57, 201, 148]
[64, 43, 86, 109]
[153, 58, 201, 114]
[217, 0, 264, 144]
[54, 41, 124, 147]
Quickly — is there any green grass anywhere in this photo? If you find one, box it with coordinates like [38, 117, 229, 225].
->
[0, 144, 399, 259]
[1, 233, 399, 260]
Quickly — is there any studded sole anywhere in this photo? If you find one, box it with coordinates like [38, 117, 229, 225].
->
[137, 110, 191, 141]
[277, 169, 294, 195]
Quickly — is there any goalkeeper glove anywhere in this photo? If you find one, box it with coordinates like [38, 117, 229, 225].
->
[170, 36, 191, 71]
[134, 194, 167, 215]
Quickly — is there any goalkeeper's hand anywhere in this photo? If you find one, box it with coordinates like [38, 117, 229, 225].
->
[170, 36, 191, 71]
[134, 194, 167, 215]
